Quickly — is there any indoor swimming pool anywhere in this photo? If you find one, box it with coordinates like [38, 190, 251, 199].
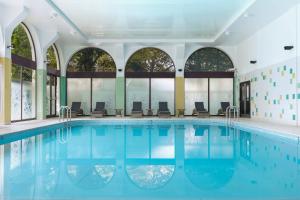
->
[0, 120, 299, 200]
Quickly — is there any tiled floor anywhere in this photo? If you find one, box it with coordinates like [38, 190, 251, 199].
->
[0, 116, 299, 137]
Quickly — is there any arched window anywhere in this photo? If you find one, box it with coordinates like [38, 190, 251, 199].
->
[11, 23, 36, 121]
[126, 48, 175, 73]
[184, 48, 234, 116]
[67, 47, 116, 74]
[46, 44, 60, 117]
[185, 47, 234, 73]
[125, 48, 175, 116]
[66, 48, 116, 115]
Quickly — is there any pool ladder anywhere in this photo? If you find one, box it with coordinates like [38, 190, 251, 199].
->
[56, 126, 72, 144]
[59, 106, 71, 122]
[226, 106, 240, 126]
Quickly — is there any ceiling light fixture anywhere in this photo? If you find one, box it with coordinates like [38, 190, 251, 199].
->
[225, 31, 230, 36]
[284, 46, 294, 50]
[6, 45, 14, 49]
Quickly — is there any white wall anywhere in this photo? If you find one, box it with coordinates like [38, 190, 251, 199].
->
[236, 4, 300, 126]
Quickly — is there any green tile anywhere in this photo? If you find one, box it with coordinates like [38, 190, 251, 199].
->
[273, 100, 276, 104]
[284, 65, 287, 71]
[286, 94, 289, 100]
[293, 94, 296, 99]
[298, 93, 300, 99]
[293, 115, 296, 121]
[290, 68, 293, 74]
[297, 83, 300, 88]
[273, 82, 276, 87]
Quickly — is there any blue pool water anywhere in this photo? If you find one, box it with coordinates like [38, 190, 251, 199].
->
[0, 120, 299, 200]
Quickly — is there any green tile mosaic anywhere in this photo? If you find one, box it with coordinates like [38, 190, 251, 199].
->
[237, 59, 297, 125]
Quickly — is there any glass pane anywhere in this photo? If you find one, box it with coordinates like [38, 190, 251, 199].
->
[92, 78, 115, 115]
[11, 64, 22, 121]
[126, 79, 149, 115]
[46, 76, 51, 116]
[22, 68, 36, 119]
[46, 45, 58, 71]
[209, 78, 233, 115]
[67, 48, 116, 72]
[185, 79, 208, 115]
[11, 24, 33, 60]
[51, 77, 56, 115]
[151, 78, 174, 115]
[67, 78, 91, 115]
[56, 78, 60, 114]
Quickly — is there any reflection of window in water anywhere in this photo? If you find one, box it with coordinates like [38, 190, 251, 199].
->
[184, 160, 235, 190]
[240, 131, 251, 160]
[126, 165, 175, 189]
[10, 137, 35, 170]
[67, 164, 115, 189]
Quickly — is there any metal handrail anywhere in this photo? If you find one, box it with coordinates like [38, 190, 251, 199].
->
[59, 106, 71, 122]
[56, 126, 72, 144]
[226, 106, 239, 126]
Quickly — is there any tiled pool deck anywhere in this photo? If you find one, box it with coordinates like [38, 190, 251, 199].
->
[0, 117, 299, 138]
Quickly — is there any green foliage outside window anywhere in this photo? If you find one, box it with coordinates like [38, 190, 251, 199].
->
[185, 48, 233, 72]
[67, 48, 116, 72]
[11, 24, 33, 60]
[11, 24, 35, 81]
[126, 48, 175, 72]
[47, 45, 58, 70]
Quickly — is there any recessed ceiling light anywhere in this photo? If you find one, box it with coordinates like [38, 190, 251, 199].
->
[243, 13, 249, 18]
[225, 31, 230, 36]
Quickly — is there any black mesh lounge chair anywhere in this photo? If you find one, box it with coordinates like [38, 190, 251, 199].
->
[192, 102, 209, 117]
[71, 102, 83, 117]
[131, 102, 143, 118]
[158, 102, 171, 118]
[218, 102, 231, 115]
[92, 102, 107, 118]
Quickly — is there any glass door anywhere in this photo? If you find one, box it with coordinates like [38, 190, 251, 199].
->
[239, 81, 251, 117]
[47, 75, 57, 117]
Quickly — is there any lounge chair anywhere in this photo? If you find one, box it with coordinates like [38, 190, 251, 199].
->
[218, 102, 231, 116]
[131, 102, 143, 118]
[192, 102, 209, 117]
[157, 102, 171, 118]
[71, 102, 83, 117]
[92, 102, 107, 118]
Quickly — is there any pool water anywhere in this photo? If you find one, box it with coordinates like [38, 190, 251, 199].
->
[0, 120, 299, 200]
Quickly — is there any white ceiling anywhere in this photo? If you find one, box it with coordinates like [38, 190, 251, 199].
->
[0, 0, 299, 45]
[51, 0, 254, 41]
